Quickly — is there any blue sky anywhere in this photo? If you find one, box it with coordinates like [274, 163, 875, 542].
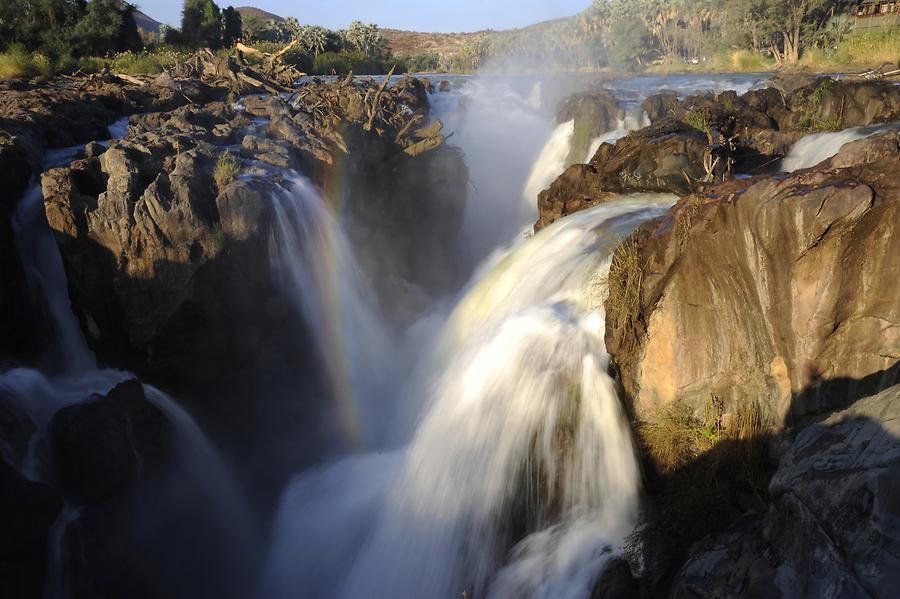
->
[138, 1, 592, 32]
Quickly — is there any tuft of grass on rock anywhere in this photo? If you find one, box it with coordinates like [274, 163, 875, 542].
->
[604, 237, 644, 326]
[214, 152, 241, 190]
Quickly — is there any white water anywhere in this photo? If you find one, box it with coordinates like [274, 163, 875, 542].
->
[4, 74, 771, 598]
[781, 124, 898, 172]
[12, 184, 94, 374]
[522, 119, 576, 210]
[264, 196, 675, 599]
[429, 80, 564, 266]
[269, 175, 399, 447]
[584, 108, 650, 163]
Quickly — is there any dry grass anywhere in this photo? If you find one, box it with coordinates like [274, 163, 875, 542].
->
[214, 152, 241, 190]
[674, 195, 704, 243]
[639, 397, 769, 474]
[604, 237, 644, 326]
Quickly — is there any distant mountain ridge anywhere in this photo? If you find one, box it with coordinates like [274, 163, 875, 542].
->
[235, 6, 285, 25]
[135, 4, 576, 61]
[133, 8, 162, 35]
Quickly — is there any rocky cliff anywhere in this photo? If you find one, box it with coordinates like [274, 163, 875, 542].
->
[604, 130, 900, 428]
[36, 73, 467, 502]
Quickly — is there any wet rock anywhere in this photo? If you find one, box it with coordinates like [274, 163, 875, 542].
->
[671, 384, 900, 599]
[604, 146, 900, 425]
[535, 120, 726, 230]
[0, 457, 63, 599]
[591, 557, 639, 599]
[51, 379, 168, 504]
[557, 91, 622, 163]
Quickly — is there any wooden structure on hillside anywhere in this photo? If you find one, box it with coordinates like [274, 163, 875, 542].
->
[854, 2, 900, 30]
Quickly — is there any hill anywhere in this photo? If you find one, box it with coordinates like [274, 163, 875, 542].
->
[133, 8, 162, 36]
[236, 6, 285, 25]
[382, 29, 488, 58]
[382, 16, 574, 60]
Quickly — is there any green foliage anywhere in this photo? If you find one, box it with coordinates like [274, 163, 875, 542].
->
[222, 6, 242, 47]
[182, 0, 222, 49]
[311, 50, 397, 75]
[682, 110, 711, 135]
[74, 0, 123, 56]
[0, 44, 54, 78]
[214, 152, 241, 189]
[604, 237, 644, 327]
[403, 52, 442, 72]
[607, 16, 655, 71]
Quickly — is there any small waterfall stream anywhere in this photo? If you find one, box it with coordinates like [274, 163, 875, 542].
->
[2, 126, 259, 599]
[782, 123, 899, 171]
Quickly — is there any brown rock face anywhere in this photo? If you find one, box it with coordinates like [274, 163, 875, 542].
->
[0, 76, 226, 364]
[604, 132, 900, 427]
[535, 120, 724, 231]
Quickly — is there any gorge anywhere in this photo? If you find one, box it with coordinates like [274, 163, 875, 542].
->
[1, 63, 899, 599]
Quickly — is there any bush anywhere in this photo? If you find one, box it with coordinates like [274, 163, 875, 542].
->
[0, 45, 55, 79]
[312, 50, 397, 75]
[313, 51, 352, 75]
[728, 50, 772, 72]
[214, 152, 241, 189]
[404, 52, 442, 72]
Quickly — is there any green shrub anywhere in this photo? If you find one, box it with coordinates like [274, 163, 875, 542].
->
[0, 44, 52, 79]
[314, 51, 352, 75]
[604, 237, 644, 326]
[214, 152, 241, 189]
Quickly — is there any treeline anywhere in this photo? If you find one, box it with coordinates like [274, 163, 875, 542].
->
[0, 0, 144, 61]
[461, 0, 890, 72]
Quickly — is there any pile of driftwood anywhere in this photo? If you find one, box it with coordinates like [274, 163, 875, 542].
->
[861, 61, 900, 81]
[291, 66, 445, 157]
[168, 48, 300, 95]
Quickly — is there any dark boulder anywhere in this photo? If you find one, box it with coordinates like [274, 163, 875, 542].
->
[671, 384, 900, 599]
[0, 458, 63, 599]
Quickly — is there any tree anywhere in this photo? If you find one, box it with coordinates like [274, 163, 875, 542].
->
[73, 0, 137, 55]
[222, 5, 242, 46]
[182, 0, 222, 48]
[344, 21, 385, 58]
[297, 25, 328, 57]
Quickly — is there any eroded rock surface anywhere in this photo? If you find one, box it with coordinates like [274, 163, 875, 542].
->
[537, 79, 900, 231]
[604, 130, 900, 426]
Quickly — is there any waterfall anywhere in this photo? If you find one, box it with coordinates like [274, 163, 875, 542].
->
[268, 175, 398, 448]
[12, 184, 94, 374]
[522, 119, 576, 211]
[429, 79, 563, 267]
[3, 136, 255, 598]
[263, 195, 676, 599]
[781, 123, 897, 172]
[584, 107, 649, 163]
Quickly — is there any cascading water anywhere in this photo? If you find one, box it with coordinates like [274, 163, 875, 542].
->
[782, 123, 899, 171]
[3, 72, 783, 598]
[429, 79, 569, 266]
[264, 196, 675, 599]
[522, 119, 576, 210]
[583, 108, 650, 163]
[268, 175, 399, 447]
[2, 127, 257, 599]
